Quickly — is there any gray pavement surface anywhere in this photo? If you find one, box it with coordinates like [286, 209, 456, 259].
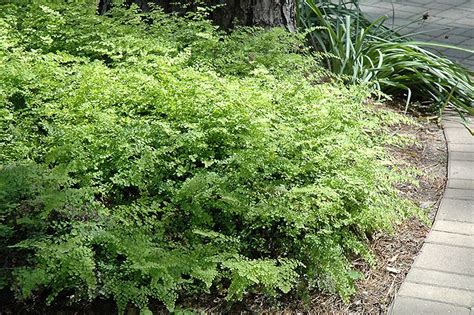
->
[359, 0, 474, 69]
[390, 113, 474, 314]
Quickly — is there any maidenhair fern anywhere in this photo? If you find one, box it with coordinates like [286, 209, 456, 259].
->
[0, 2, 420, 312]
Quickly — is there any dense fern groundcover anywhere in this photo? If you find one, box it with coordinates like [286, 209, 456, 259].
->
[0, 1, 419, 312]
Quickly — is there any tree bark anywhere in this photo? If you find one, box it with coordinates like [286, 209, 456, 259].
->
[97, 0, 113, 15]
[98, 0, 296, 31]
[211, 0, 296, 31]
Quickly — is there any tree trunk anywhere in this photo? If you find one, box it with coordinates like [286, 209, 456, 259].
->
[97, 0, 296, 31]
[97, 0, 113, 15]
[211, 0, 296, 31]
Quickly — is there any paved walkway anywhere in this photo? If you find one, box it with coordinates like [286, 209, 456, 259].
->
[390, 113, 474, 314]
[359, 0, 474, 70]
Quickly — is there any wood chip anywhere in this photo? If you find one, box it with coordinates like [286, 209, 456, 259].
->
[386, 267, 401, 274]
[388, 254, 399, 263]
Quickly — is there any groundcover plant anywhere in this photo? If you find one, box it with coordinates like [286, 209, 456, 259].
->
[1, 1, 419, 313]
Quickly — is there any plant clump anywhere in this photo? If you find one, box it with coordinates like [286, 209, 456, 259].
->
[1, 1, 419, 312]
[299, 0, 474, 119]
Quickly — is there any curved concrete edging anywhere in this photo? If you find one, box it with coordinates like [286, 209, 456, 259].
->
[390, 113, 474, 315]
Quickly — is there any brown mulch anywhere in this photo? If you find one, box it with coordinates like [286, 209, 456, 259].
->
[302, 218, 429, 314]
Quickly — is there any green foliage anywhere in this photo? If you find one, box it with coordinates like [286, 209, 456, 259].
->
[223, 258, 300, 300]
[1, 1, 419, 312]
[188, 26, 323, 77]
[299, 0, 474, 119]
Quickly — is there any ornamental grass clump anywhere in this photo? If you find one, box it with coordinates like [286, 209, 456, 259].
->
[1, 1, 419, 312]
[299, 0, 474, 120]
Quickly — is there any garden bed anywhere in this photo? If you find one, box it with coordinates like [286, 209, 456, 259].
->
[0, 3, 449, 313]
[205, 108, 448, 314]
[308, 111, 447, 314]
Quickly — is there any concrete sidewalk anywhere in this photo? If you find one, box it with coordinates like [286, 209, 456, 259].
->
[390, 113, 474, 314]
[359, 0, 474, 70]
